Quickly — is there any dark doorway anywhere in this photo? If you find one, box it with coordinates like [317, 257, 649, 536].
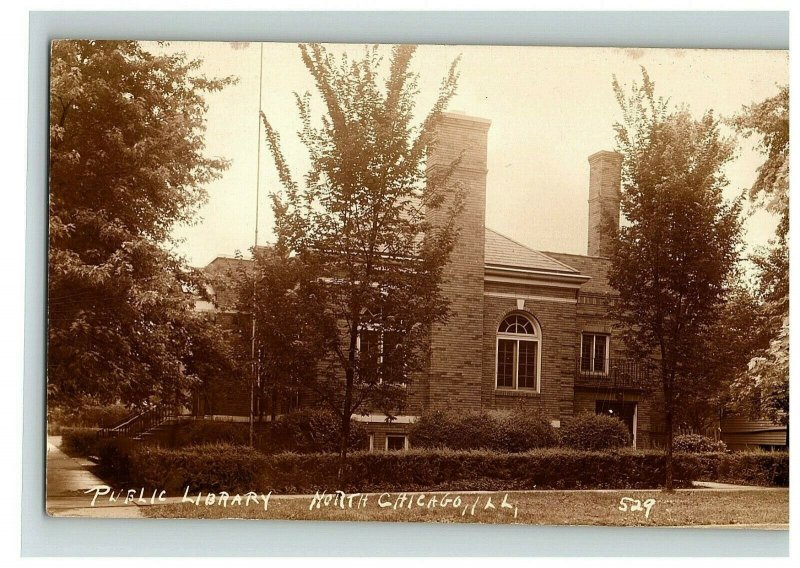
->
[595, 400, 637, 447]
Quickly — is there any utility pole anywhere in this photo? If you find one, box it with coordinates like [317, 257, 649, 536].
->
[250, 42, 264, 448]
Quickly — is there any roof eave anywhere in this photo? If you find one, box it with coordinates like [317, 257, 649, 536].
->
[485, 264, 592, 289]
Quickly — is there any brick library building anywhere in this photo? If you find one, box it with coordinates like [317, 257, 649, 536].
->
[196, 112, 785, 452]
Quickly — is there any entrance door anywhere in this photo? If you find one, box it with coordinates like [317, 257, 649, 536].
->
[595, 400, 637, 447]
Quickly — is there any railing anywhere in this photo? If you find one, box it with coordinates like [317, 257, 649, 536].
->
[100, 403, 179, 439]
[575, 357, 653, 390]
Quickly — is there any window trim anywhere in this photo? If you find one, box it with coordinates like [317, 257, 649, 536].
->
[356, 324, 407, 387]
[385, 434, 409, 451]
[494, 312, 542, 393]
[580, 332, 610, 375]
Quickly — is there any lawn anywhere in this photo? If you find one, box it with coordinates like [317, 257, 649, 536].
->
[141, 488, 789, 527]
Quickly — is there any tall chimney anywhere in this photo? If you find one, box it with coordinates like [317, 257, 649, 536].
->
[425, 112, 490, 412]
[587, 151, 623, 257]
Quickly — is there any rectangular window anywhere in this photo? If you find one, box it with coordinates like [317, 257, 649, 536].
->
[517, 341, 537, 389]
[581, 333, 609, 374]
[358, 328, 381, 378]
[359, 327, 407, 385]
[593, 335, 607, 372]
[497, 339, 515, 388]
[497, 338, 538, 390]
[382, 330, 403, 382]
[386, 435, 407, 451]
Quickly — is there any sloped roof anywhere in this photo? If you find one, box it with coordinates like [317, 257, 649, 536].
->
[542, 251, 615, 295]
[484, 228, 580, 274]
[202, 256, 253, 311]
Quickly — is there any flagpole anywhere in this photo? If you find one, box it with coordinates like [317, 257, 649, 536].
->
[250, 42, 264, 448]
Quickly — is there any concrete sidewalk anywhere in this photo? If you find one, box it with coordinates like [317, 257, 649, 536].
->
[691, 480, 783, 491]
[46, 436, 143, 518]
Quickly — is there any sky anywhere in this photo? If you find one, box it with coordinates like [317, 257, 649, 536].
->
[155, 42, 788, 267]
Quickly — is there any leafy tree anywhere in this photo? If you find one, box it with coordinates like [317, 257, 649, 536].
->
[608, 68, 743, 490]
[260, 44, 463, 471]
[678, 283, 770, 432]
[48, 40, 234, 408]
[728, 85, 789, 428]
[233, 246, 333, 423]
[183, 310, 244, 417]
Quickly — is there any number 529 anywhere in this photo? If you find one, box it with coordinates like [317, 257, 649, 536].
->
[619, 497, 656, 519]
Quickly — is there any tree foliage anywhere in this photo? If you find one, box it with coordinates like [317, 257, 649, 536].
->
[260, 44, 463, 464]
[608, 68, 743, 489]
[678, 283, 770, 432]
[48, 40, 235, 407]
[728, 85, 789, 426]
[233, 247, 333, 421]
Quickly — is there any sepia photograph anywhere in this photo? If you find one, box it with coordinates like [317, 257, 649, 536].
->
[45, 39, 788, 527]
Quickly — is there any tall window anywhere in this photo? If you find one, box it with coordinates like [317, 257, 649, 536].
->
[496, 313, 540, 391]
[357, 325, 405, 384]
[581, 333, 609, 374]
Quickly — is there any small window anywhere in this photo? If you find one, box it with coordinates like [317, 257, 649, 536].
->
[581, 333, 609, 374]
[386, 434, 408, 451]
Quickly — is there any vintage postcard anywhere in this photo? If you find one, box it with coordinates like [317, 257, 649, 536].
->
[46, 41, 788, 526]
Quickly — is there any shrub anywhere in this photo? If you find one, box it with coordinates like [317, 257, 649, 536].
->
[105, 444, 788, 495]
[59, 427, 100, 457]
[410, 410, 560, 452]
[674, 434, 727, 453]
[77, 404, 130, 428]
[49, 403, 130, 433]
[495, 410, 559, 452]
[174, 420, 250, 448]
[716, 451, 788, 486]
[128, 444, 269, 493]
[269, 409, 369, 454]
[409, 410, 502, 450]
[167, 411, 367, 454]
[95, 437, 137, 482]
[559, 412, 631, 450]
[266, 449, 789, 492]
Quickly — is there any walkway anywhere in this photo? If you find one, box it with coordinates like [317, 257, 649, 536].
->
[46, 436, 143, 518]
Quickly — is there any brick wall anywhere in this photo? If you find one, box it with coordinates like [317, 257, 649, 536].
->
[481, 284, 579, 423]
[587, 151, 623, 258]
[426, 112, 491, 412]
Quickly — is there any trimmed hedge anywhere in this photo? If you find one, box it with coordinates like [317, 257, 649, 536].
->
[174, 421, 251, 448]
[170, 410, 368, 454]
[559, 413, 631, 450]
[409, 411, 500, 450]
[59, 427, 101, 457]
[498, 410, 560, 452]
[129, 444, 266, 493]
[268, 409, 369, 454]
[715, 451, 789, 486]
[409, 410, 558, 452]
[674, 434, 727, 453]
[110, 445, 788, 494]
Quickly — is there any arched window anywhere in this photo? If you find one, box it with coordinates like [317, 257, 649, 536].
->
[496, 313, 540, 391]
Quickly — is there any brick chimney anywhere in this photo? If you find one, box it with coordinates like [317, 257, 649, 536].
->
[425, 111, 491, 412]
[587, 150, 623, 258]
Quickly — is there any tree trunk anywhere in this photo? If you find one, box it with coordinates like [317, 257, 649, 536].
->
[338, 367, 354, 482]
[664, 411, 674, 492]
[270, 383, 277, 424]
[338, 321, 360, 481]
[664, 371, 675, 492]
